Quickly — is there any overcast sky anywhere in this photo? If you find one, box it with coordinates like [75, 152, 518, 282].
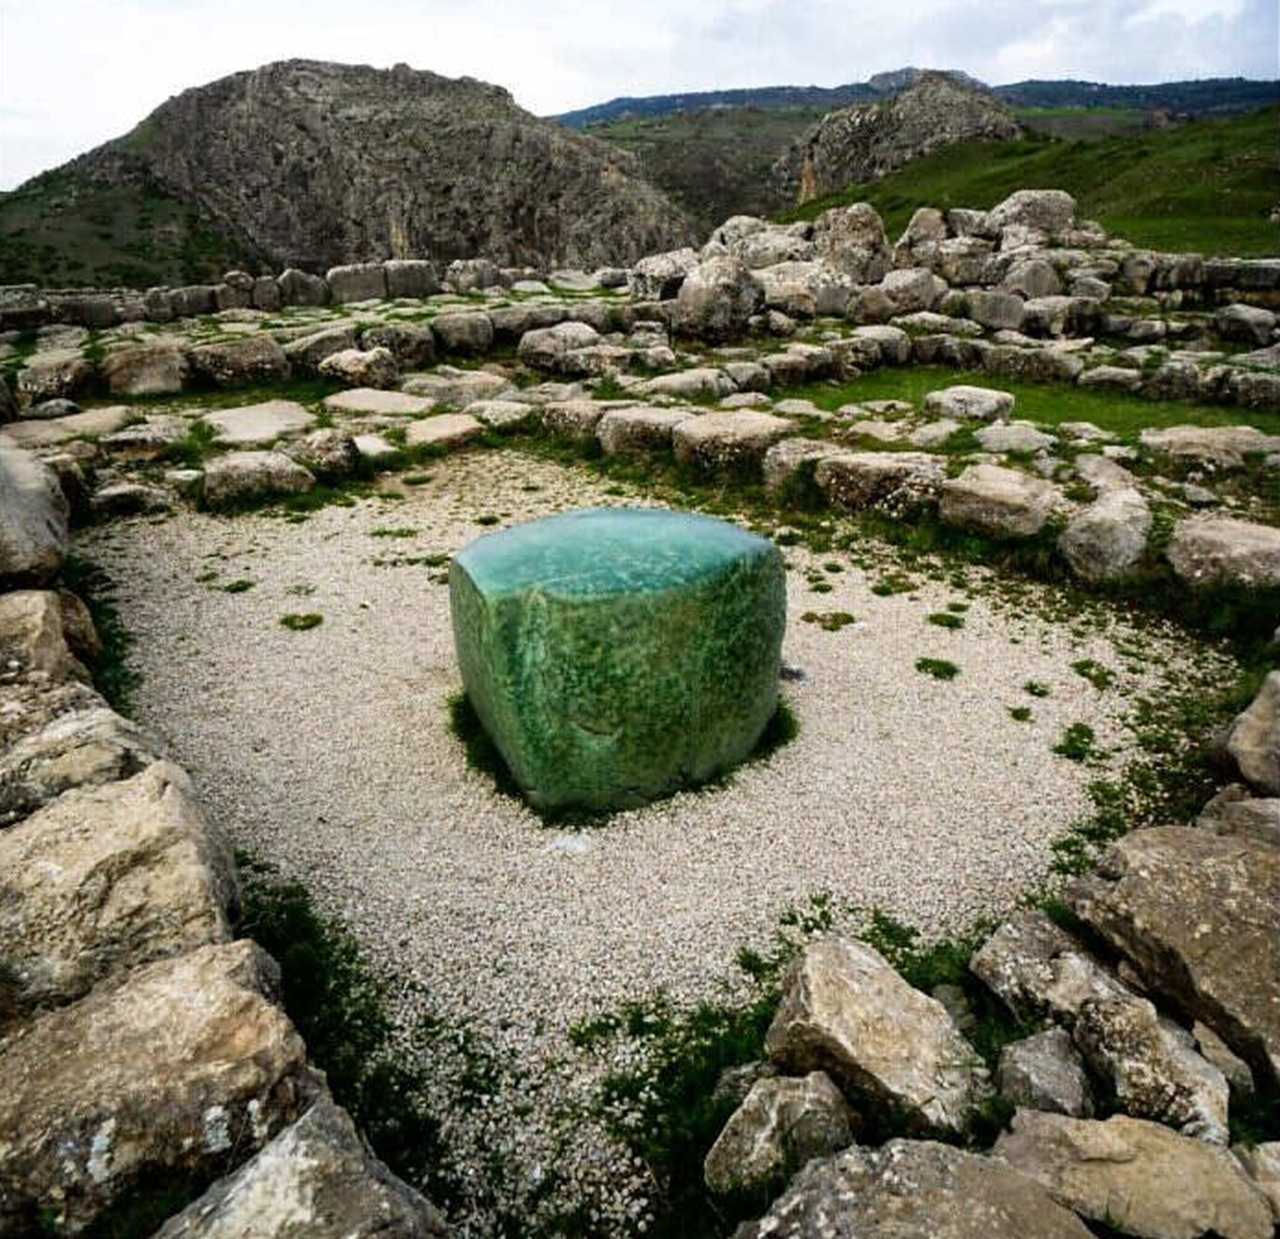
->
[1, 0, 1276, 189]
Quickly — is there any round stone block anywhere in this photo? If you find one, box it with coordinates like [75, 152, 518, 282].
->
[449, 508, 786, 811]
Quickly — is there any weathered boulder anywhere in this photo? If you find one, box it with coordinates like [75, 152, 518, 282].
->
[629, 247, 700, 300]
[0, 589, 89, 683]
[0, 941, 316, 1234]
[431, 311, 494, 356]
[1235, 1143, 1280, 1225]
[489, 302, 570, 344]
[1227, 672, 1280, 796]
[204, 400, 316, 447]
[985, 189, 1077, 241]
[285, 429, 362, 482]
[671, 257, 763, 341]
[638, 369, 735, 401]
[326, 262, 387, 303]
[1215, 303, 1276, 347]
[994, 1111, 1274, 1239]
[517, 321, 602, 373]
[1058, 487, 1152, 582]
[924, 384, 1014, 421]
[16, 349, 96, 407]
[401, 368, 512, 408]
[282, 325, 361, 371]
[1002, 259, 1063, 300]
[0, 761, 236, 1020]
[541, 399, 611, 441]
[170, 285, 219, 318]
[468, 399, 539, 430]
[445, 258, 504, 293]
[1069, 826, 1280, 1086]
[0, 445, 69, 587]
[765, 936, 990, 1136]
[981, 343, 1084, 384]
[880, 267, 946, 314]
[0, 705, 156, 827]
[202, 451, 316, 509]
[704, 1071, 854, 1197]
[152, 1095, 447, 1238]
[450, 508, 784, 811]
[673, 411, 794, 473]
[276, 268, 328, 307]
[1141, 425, 1280, 470]
[998, 1028, 1093, 1118]
[101, 341, 191, 396]
[939, 464, 1063, 537]
[189, 336, 290, 387]
[317, 346, 399, 389]
[966, 289, 1026, 331]
[970, 910, 1130, 1027]
[1197, 784, 1280, 848]
[975, 422, 1057, 454]
[384, 258, 441, 300]
[252, 275, 281, 311]
[815, 451, 944, 515]
[359, 322, 436, 368]
[735, 1139, 1094, 1239]
[763, 438, 845, 495]
[1167, 515, 1280, 588]
[1073, 997, 1230, 1143]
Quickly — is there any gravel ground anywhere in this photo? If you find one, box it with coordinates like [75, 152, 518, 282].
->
[79, 449, 1228, 1234]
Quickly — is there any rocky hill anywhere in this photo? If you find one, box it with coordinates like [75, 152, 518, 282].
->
[777, 72, 1023, 204]
[2, 60, 695, 283]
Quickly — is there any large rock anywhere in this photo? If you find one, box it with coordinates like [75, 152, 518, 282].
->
[765, 936, 989, 1136]
[360, 322, 436, 368]
[704, 1071, 853, 1197]
[994, 1111, 1274, 1239]
[975, 422, 1057, 454]
[403, 413, 484, 450]
[924, 384, 1015, 421]
[152, 1095, 446, 1238]
[189, 336, 290, 387]
[671, 257, 763, 341]
[0, 705, 156, 826]
[1197, 785, 1280, 848]
[0, 761, 236, 1020]
[815, 451, 944, 515]
[450, 508, 784, 811]
[998, 1028, 1093, 1118]
[0, 941, 316, 1234]
[282, 325, 360, 371]
[1058, 487, 1152, 582]
[672, 411, 794, 473]
[1216, 303, 1276, 347]
[401, 367, 513, 408]
[735, 1138, 1093, 1239]
[202, 451, 316, 509]
[101, 341, 191, 396]
[939, 464, 1063, 538]
[880, 267, 947, 314]
[517, 321, 602, 373]
[810, 203, 893, 283]
[1073, 997, 1230, 1143]
[0, 589, 89, 683]
[384, 258, 441, 300]
[596, 406, 695, 455]
[967, 289, 1026, 331]
[317, 346, 399, 389]
[629, 247, 700, 300]
[15, 349, 96, 407]
[325, 262, 387, 303]
[1141, 425, 1280, 470]
[1070, 826, 1280, 1086]
[1227, 672, 1280, 795]
[985, 189, 1077, 242]
[1167, 516, 1280, 588]
[0, 445, 69, 587]
[431, 311, 494, 356]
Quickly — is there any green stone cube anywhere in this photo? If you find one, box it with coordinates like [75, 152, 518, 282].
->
[449, 508, 786, 811]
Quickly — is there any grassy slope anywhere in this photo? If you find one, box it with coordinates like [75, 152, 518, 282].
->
[783, 107, 1280, 256]
[585, 107, 823, 235]
[0, 168, 258, 287]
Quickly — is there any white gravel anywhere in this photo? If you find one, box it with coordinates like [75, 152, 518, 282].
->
[78, 450, 1230, 1234]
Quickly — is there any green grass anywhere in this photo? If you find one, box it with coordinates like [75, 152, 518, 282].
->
[1009, 706, 1034, 722]
[782, 107, 1280, 256]
[782, 367, 1280, 440]
[801, 610, 856, 630]
[59, 555, 140, 716]
[927, 611, 965, 629]
[1071, 658, 1115, 690]
[916, 657, 960, 680]
[1024, 680, 1052, 698]
[1053, 722, 1100, 762]
[279, 612, 323, 631]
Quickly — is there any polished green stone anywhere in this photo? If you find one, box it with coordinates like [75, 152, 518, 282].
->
[449, 507, 786, 811]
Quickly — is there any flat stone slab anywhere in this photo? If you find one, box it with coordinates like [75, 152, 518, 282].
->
[450, 508, 785, 811]
[0, 406, 133, 449]
[405, 414, 484, 449]
[203, 400, 315, 446]
[323, 388, 433, 415]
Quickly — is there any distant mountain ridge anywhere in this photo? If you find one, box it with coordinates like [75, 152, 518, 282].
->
[557, 73, 1278, 128]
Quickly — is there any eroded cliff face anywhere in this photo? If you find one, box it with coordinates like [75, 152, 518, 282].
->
[69, 60, 695, 270]
[778, 71, 1023, 204]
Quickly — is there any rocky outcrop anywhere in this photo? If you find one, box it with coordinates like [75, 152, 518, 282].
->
[778, 73, 1022, 203]
[0, 446, 69, 587]
[65, 60, 694, 271]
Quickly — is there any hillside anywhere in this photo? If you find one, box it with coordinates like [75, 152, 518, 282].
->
[0, 59, 694, 286]
[560, 74, 1277, 128]
[782, 106, 1280, 257]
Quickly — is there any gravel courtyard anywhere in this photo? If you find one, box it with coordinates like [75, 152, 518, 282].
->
[78, 448, 1228, 1233]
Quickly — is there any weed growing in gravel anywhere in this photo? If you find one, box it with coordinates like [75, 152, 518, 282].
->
[403, 472, 434, 486]
[801, 610, 856, 631]
[1024, 680, 1052, 697]
[916, 657, 960, 681]
[1009, 706, 1034, 722]
[927, 611, 965, 629]
[59, 555, 140, 716]
[1071, 658, 1115, 690]
[222, 578, 254, 593]
[279, 612, 323, 631]
[871, 571, 917, 596]
[1053, 722, 1099, 763]
[369, 527, 419, 538]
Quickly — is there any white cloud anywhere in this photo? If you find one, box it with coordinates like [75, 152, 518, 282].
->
[0, 0, 1274, 188]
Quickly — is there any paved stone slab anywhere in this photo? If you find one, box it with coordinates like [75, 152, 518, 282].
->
[324, 388, 434, 416]
[203, 400, 315, 446]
